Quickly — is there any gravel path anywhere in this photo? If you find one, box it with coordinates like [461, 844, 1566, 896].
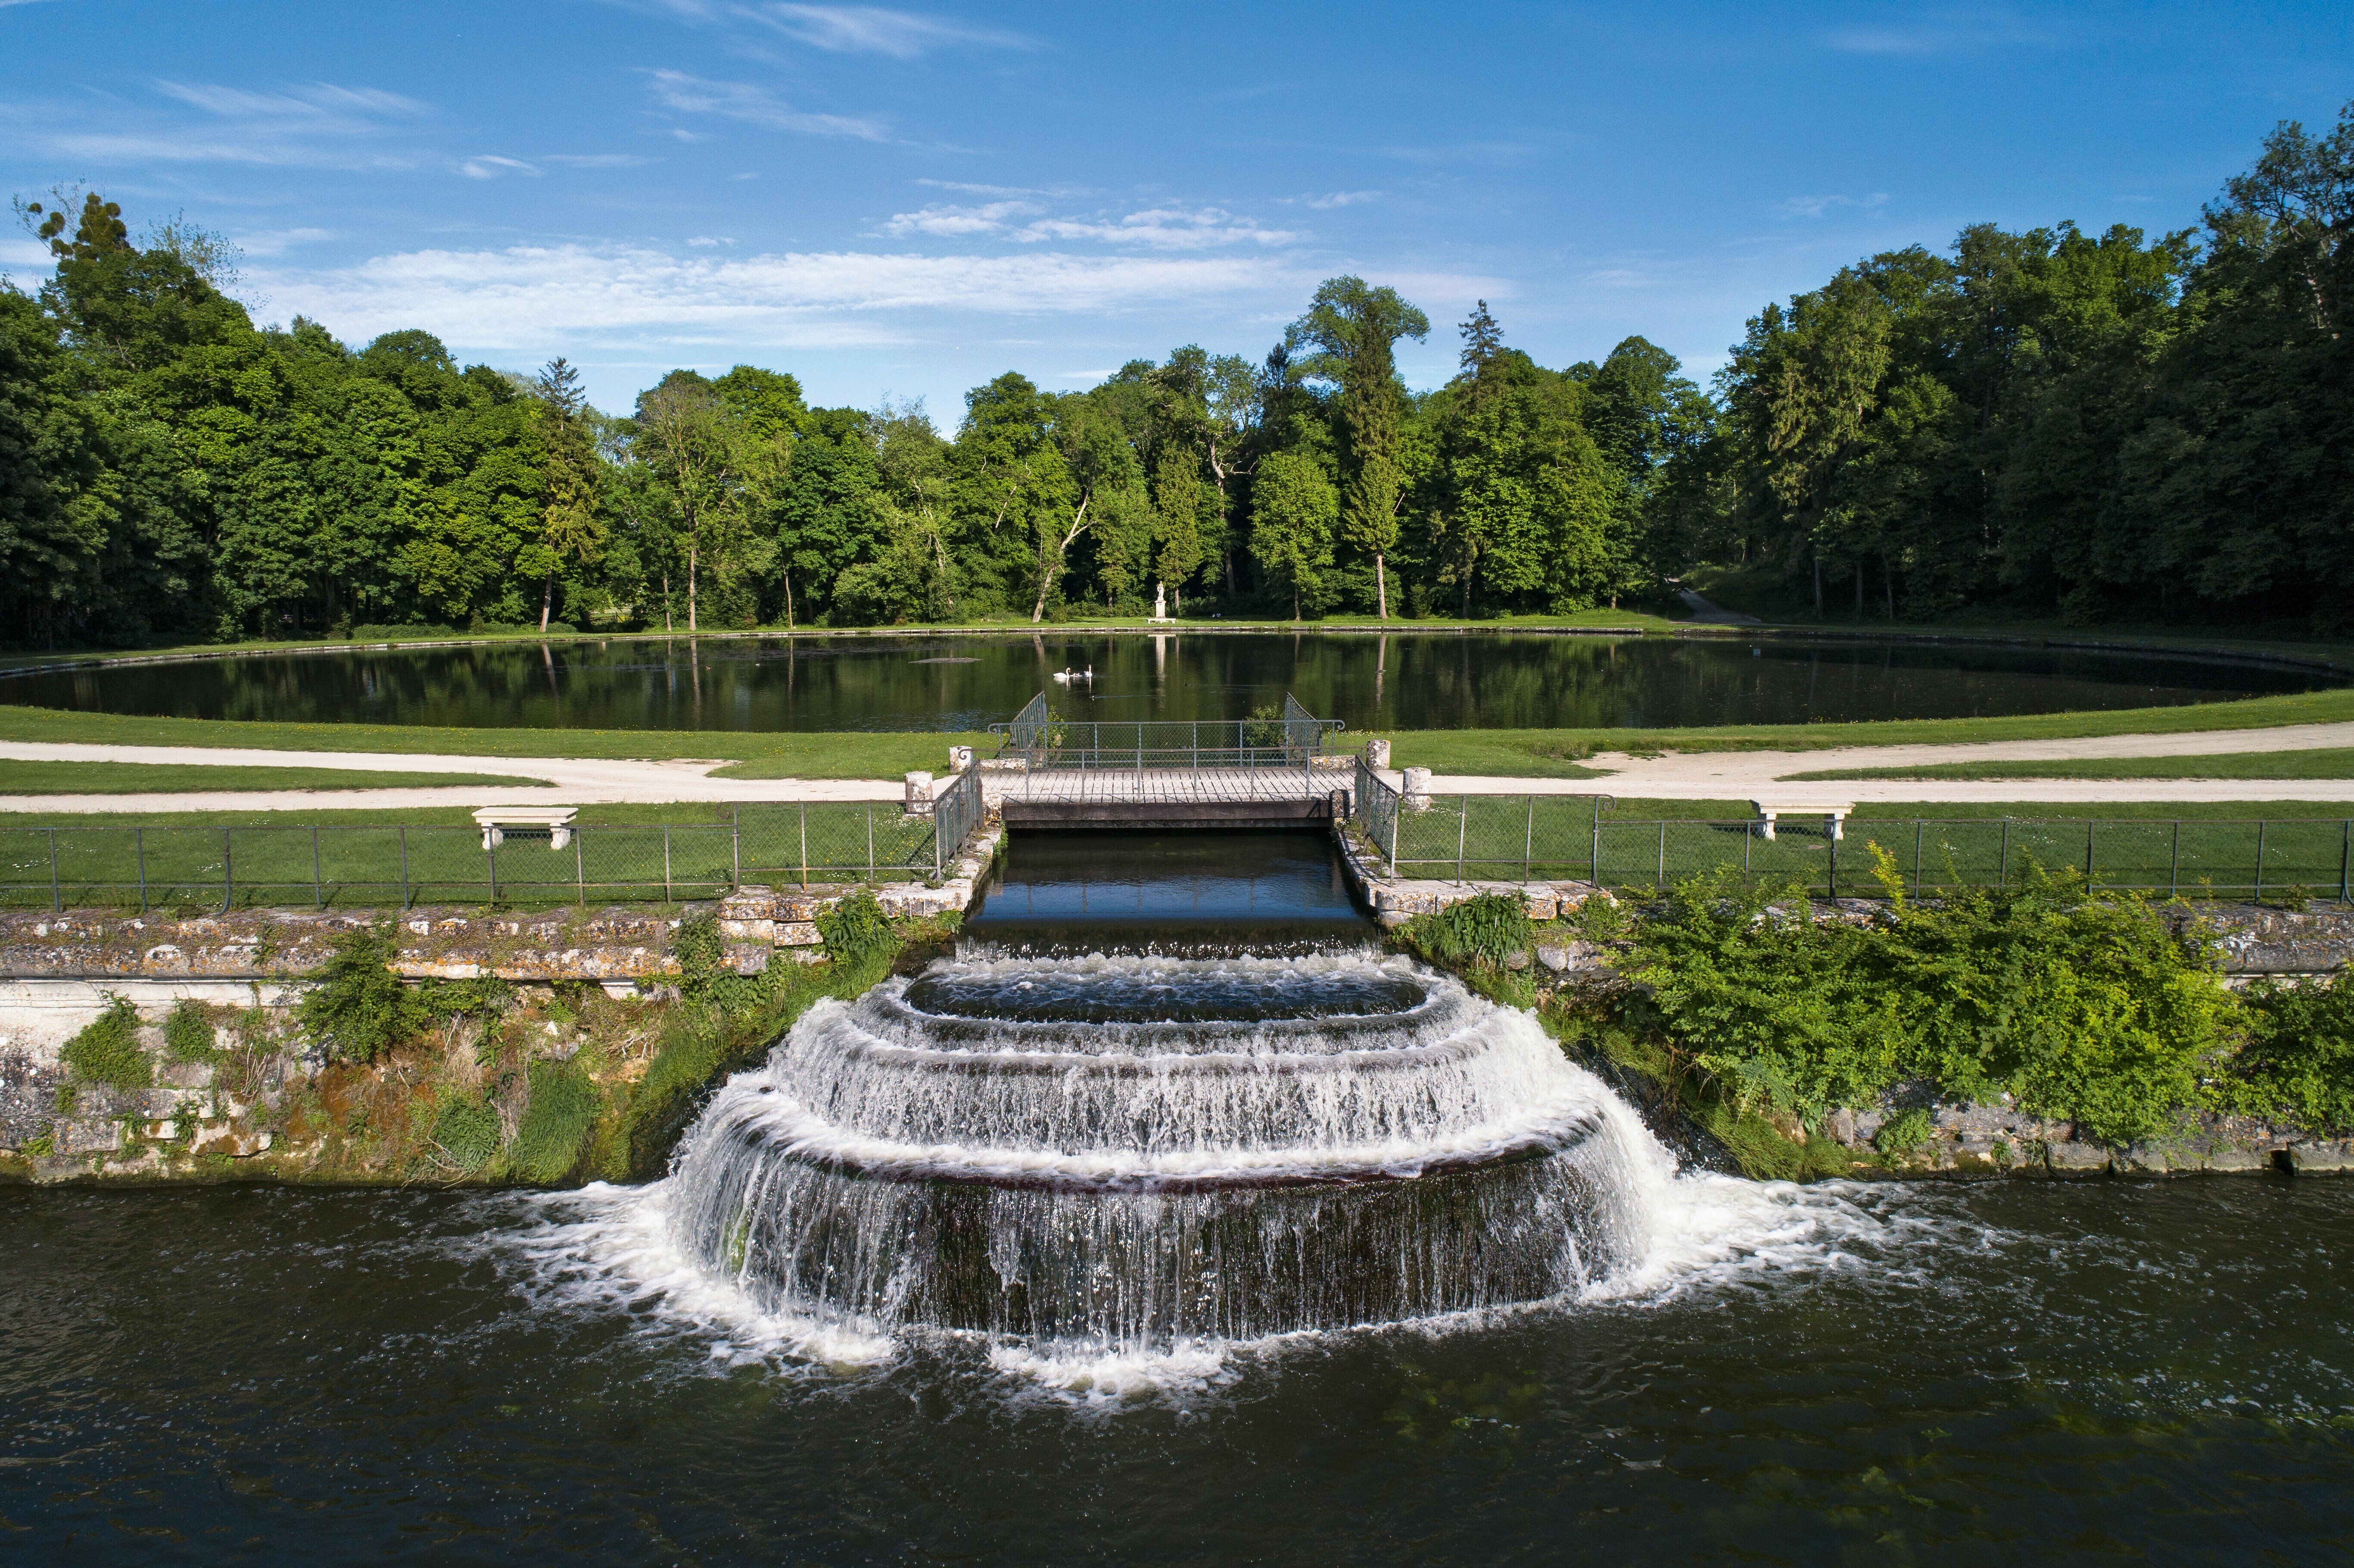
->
[4, 721, 2354, 812]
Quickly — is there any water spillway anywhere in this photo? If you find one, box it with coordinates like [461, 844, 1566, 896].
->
[665, 831, 1675, 1354]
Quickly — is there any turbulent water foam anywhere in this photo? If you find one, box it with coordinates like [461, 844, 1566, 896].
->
[641, 951, 1809, 1360]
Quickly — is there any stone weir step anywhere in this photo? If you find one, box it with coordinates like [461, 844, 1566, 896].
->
[999, 797, 1346, 829]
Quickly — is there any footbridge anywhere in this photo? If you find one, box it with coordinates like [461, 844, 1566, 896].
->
[984, 693, 1353, 828]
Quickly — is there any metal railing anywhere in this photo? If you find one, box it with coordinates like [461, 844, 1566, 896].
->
[2, 798, 986, 912]
[1348, 784, 2354, 902]
[987, 690, 1347, 797]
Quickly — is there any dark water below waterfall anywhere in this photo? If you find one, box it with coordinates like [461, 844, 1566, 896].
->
[4, 1179, 2354, 1561]
[8, 832, 2354, 1561]
[2, 630, 2332, 732]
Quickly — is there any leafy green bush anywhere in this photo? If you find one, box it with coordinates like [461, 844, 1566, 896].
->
[509, 1059, 600, 1184]
[162, 999, 219, 1064]
[816, 887, 895, 970]
[1404, 893, 1535, 972]
[1616, 856, 2232, 1145]
[62, 996, 151, 1091]
[1874, 1108, 1932, 1156]
[429, 1100, 502, 1173]
[2236, 977, 2354, 1132]
[298, 922, 426, 1063]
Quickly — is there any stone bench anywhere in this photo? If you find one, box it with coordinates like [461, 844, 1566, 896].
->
[1749, 801, 1853, 841]
[472, 807, 579, 850]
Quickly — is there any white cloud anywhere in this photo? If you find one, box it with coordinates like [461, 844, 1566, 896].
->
[233, 226, 339, 257]
[461, 155, 541, 179]
[646, 69, 890, 140]
[755, 3, 1030, 57]
[34, 78, 433, 170]
[1822, 16, 2062, 55]
[685, 235, 734, 246]
[882, 201, 1301, 249]
[543, 152, 658, 168]
[256, 242, 1308, 351]
[1296, 190, 1382, 210]
[1776, 192, 1890, 219]
[154, 80, 430, 120]
[881, 199, 1039, 237]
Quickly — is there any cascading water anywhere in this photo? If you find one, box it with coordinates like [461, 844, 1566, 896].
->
[664, 927, 1683, 1354]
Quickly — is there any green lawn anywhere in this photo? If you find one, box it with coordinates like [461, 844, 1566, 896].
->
[1361, 688, 2354, 776]
[0, 704, 989, 775]
[1787, 748, 2354, 783]
[1367, 792, 2354, 899]
[0, 760, 551, 794]
[1, 799, 957, 911]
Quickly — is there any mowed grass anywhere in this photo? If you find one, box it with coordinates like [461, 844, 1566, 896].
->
[1359, 689, 2354, 777]
[0, 703, 989, 776]
[1787, 748, 2354, 782]
[1369, 793, 2354, 898]
[0, 759, 550, 794]
[0, 799, 956, 910]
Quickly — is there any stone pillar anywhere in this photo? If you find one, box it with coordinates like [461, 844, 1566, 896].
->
[1365, 737, 1392, 769]
[947, 745, 974, 773]
[904, 772, 934, 812]
[1402, 766, 1432, 811]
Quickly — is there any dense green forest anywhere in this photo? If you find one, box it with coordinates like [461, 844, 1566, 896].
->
[0, 103, 2345, 647]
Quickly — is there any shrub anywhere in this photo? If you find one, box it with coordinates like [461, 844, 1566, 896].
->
[1404, 893, 1535, 972]
[162, 999, 219, 1064]
[428, 1100, 502, 1173]
[1875, 1108, 1932, 1156]
[509, 1059, 599, 1184]
[816, 887, 895, 970]
[2236, 977, 2354, 1132]
[1614, 857, 2232, 1145]
[62, 996, 151, 1091]
[299, 923, 426, 1063]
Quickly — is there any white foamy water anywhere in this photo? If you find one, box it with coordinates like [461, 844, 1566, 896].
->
[485, 953, 1914, 1392]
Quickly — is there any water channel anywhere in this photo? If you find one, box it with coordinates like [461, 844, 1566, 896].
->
[6, 831, 2353, 1559]
[5, 631, 2333, 732]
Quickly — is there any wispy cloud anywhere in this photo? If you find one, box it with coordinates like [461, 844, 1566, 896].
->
[544, 152, 659, 168]
[1292, 190, 1382, 210]
[233, 227, 339, 257]
[257, 242, 1308, 351]
[1822, 14, 2064, 55]
[646, 68, 890, 140]
[154, 81, 429, 119]
[1776, 192, 1890, 218]
[33, 79, 432, 170]
[756, 4, 1030, 57]
[462, 154, 541, 179]
[604, 1, 1029, 56]
[882, 200, 1302, 249]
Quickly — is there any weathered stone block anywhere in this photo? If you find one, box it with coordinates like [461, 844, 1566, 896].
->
[2285, 1141, 2354, 1173]
[56, 1118, 124, 1154]
[189, 1123, 271, 1158]
[775, 921, 822, 948]
[2046, 1141, 2112, 1174]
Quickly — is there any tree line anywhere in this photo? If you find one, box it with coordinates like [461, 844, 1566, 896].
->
[0, 101, 2345, 647]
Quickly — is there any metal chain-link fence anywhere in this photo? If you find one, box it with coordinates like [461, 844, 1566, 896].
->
[1, 800, 972, 912]
[1354, 785, 2354, 902]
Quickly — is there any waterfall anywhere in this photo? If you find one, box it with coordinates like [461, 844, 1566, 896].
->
[665, 951, 1678, 1354]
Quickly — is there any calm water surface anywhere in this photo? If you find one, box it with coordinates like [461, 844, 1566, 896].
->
[4, 1178, 2351, 1562]
[4, 632, 2332, 731]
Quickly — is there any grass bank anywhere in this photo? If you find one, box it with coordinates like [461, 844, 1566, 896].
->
[0, 704, 987, 775]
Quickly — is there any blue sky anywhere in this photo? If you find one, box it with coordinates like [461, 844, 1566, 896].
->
[3, 1, 2348, 419]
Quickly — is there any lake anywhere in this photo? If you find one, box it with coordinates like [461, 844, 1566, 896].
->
[3, 631, 2332, 732]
